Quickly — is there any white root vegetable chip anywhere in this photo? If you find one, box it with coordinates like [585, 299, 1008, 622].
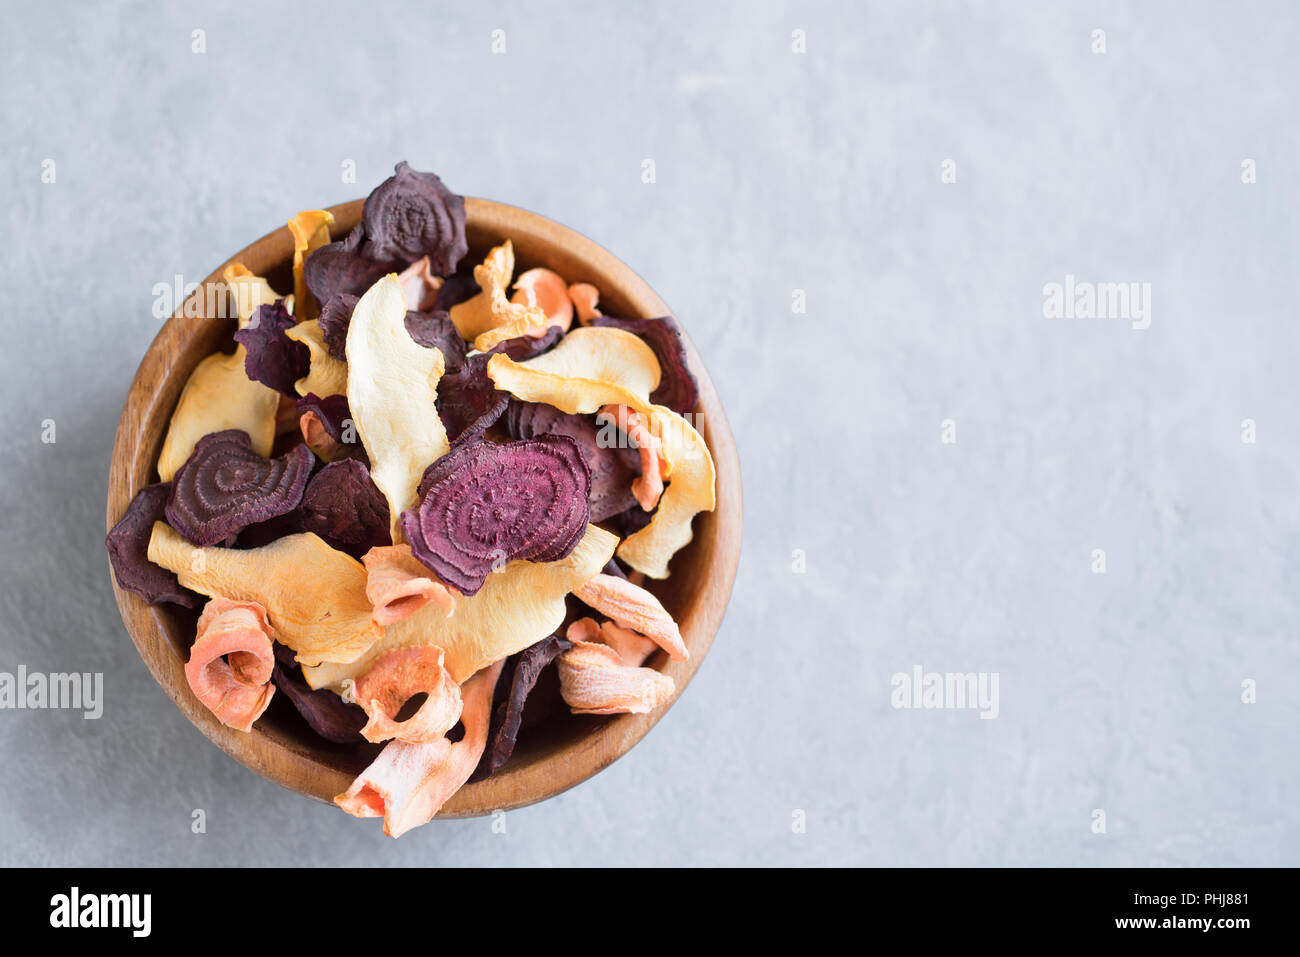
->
[345, 273, 450, 540]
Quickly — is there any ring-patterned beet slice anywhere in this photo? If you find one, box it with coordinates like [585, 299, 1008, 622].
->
[165, 430, 315, 546]
[400, 434, 591, 595]
[106, 482, 201, 607]
[361, 161, 468, 275]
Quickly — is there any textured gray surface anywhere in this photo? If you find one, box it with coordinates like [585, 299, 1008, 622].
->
[1, 0, 1298, 866]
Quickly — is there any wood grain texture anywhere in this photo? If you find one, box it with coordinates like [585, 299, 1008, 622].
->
[106, 198, 742, 817]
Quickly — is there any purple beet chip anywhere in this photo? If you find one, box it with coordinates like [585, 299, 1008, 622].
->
[401, 435, 591, 595]
[165, 431, 315, 547]
[317, 293, 359, 360]
[106, 482, 201, 608]
[298, 458, 391, 558]
[405, 310, 468, 372]
[470, 634, 572, 781]
[433, 272, 479, 312]
[271, 644, 367, 744]
[304, 225, 396, 305]
[591, 315, 699, 413]
[488, 325, 562, 361]
[233, 300, 310, 395]
[361, 161, 468, 275]
[437, 354, 507, 443]
[506, 400, 640, 522]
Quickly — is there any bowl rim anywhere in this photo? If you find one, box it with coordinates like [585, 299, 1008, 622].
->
[106, 196, 742, 818]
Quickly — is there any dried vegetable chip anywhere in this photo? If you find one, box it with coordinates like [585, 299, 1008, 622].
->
[156, 349, 280, 482]
[317, 293, 359, 360]
[185, 597, 277, 732]
[435, 354, 507, 443]
[363, 544, 456, 626]
[222, 263, 281, 329]
[404, 309, 467, 372]
[400, 435, 592, 596]
[591, 315, 699, 413]
[271, 643, 367, 743]
[284, 319, 348, 397]
[361, 162, 467, 274]
[557, 637, 674, 716]
[147, 522, 382, 667]
[472, 633, 572, 781]
[298, 459, 391, 558]
[303, 523, 616, 691]
[448, 241, 549, 351]
[573, 573, 687, 660]
[345, 274, 450, 540]
[354, 646, 463, 743]
[398, 255, 443, 311]
[511, 267, 573, 338]
[106, 482, 201, 608]
[335, 659, 502, 837]
[164, 430, 314, 546]
[288, 210, 335, 320]
[304, 225, 394, 304]
[234, 301, 310, 395]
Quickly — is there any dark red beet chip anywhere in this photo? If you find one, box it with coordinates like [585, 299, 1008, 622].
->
[437, 354, 507, 443]
[488, 325, 563, 361]
[317, 293, 359, 360]
[433, 272, 479, 312]
[401, 435, 591, 595]
[304, 225, 397, 305]
[470, 634, 572, 781]
[298, 458, 391, 559]
[505, 400, 640, 522]
[233, 301, 311, 396]
[271, 644, 367, 743]
[405, 310, 468, 372]
[590, 315, 699, 413]
[106, 482, 202, 608]
[165, 431, 314, 547]
[361, 162, 467, 276]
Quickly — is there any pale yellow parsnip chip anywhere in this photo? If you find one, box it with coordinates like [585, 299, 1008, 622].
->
[303, 524, 617, 691]
[486, 329, 715, 578]
[147, 523, 382, 667]
[221, 263, 281, 330]
[447, 240, 549, 351]
[285, 319, 348, 397]
[155, 349, 279, 482]
[346, 274, 450, 540]
[288, 210, 334, 321]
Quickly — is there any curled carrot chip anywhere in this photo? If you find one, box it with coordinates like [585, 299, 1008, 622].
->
[303, 523, 616, 691]
[574, 573, 687, 660]
[487, 328, 715, 578]
[148, 522, 382, 667]
[345, 274, 450, 540]
[448, 241, 549, 351]
[288, 210, 335, 320]
[354, 646, 462, 744]
[567, 282, 602, 324]
[511, 267, 573, 338]
[185, 597, 277, 732]
[557, 639, 674, 716]
[363, 544, 455, 626]
[335, 659, 503, 836]
[597, 404, 667, 512]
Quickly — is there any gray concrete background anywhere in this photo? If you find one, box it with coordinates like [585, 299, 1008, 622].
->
[2, 0, 1298, 866]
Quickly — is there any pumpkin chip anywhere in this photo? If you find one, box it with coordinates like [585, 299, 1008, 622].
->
[288, 210, 335, 320]
[448, 240, 549, 351]
[285, 319, 348, 397]
[511, 267, 573, 338]
[303, 523, 616, 691]
[486, 328, 715, 578]
[345, 273, 450, 540]
[147, 522, 382, 667]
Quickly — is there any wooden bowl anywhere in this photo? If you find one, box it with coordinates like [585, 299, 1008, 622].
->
[105, 198, 742, 817]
